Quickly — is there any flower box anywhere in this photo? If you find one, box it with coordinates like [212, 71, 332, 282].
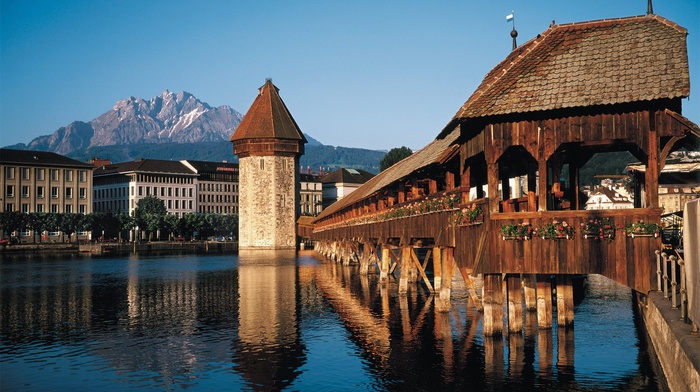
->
[499, 223, 533, 241]
[624, 220, 660, 238]
[538, 220, 574, 240]
[580, 218, 616, 241]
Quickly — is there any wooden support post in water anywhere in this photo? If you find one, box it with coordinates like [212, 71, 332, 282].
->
[536, 275, 553, 329]
[380, 246, 390, 284]
[507, 275, 523, 333]
[556, 275, 574, 328]
[435, 247, 454, 312]
[399, 246, 411, 294]
[433, 246, 442, 292]
[359, 243, 370, 275]
[523, 274, 537, 311]
[483, 274, 504, 336]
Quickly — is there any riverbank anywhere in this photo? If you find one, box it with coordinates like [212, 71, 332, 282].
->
[0, 241, 238, 255]
[640, 291, 700, 392]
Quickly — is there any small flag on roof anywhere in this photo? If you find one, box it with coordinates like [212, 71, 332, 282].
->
[506, 12, 514, 22]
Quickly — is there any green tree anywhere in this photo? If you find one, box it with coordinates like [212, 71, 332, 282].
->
[0, 211, 28, 240]
[163, 213, 181, 240]
[60, 213, 84, 243]
[30, 212, 59, 243]
[133, 195, 167, 241]
[380, 146, 413, 172]
[116, 213, 135, 242]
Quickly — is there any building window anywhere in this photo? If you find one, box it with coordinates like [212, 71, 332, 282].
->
[6, 167, 15, 179]
[65, 170, 73, 182]
[37, 168, 45, 181]
[6, 185, 14, 197]
[22, 204, 29, 213]
[260, 159, 264, 170]
[21, 167, 30, 180]
[51, 187, 59, 198]
[5, 204, 13, 212]
[65, 187, 73, 199]
[21, 186, 29, 198]
[37, 186, 45, 198]
[36, 204, 44, 213]
[175, 200, 179, 209]
[51, 204, 58, 213]
[65, 204, 72, 213]
[138, 186, 143, 196]
[79, 188, 86, 199]
[51, 169, 59, 181]
[168, 200, 172, 209]
[79, 170, 87, 182]
[79, 204, 86, 214]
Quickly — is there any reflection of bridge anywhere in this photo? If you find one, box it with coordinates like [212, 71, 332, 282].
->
[310, 14, 699, 336]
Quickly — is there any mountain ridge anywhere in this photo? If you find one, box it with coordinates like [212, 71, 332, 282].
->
[2, 90, 383, 173]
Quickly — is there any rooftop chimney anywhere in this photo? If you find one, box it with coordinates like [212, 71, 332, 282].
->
[647, 0, 653, 15]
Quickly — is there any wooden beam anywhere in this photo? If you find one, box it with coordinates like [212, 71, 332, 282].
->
[410, 247, 434, 292]
[556, 275, 574, 327]
[483, 274, 504, 336]
[507, 275, 523, 333]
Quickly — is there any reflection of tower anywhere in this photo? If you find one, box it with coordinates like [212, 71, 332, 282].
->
[231, 80, 307, 250]
[234, 250, 305, 390]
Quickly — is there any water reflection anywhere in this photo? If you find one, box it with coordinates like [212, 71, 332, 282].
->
[233, 250, 305, 390]
[0, 252, 667, 391]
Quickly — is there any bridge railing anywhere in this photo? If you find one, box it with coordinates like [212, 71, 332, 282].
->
[657, 250, 693, 327]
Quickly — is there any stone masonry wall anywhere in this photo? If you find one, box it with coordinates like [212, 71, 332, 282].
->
[238, 155, 298, 249]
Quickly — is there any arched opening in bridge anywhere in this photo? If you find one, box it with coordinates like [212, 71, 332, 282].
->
[550, 141, 650, 211]
[496, 146, 538, 212]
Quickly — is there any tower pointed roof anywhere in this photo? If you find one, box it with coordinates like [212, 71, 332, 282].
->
[230, 79, 307, 143]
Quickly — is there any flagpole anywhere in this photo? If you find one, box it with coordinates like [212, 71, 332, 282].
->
[506, 11, 518, 50]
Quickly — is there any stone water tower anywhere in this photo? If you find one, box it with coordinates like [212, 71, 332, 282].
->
[230, 80, 307, 249]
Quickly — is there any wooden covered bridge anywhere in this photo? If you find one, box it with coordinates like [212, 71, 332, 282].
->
[308, 14, 698, 336]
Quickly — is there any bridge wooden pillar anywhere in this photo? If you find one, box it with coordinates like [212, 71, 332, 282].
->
[556, 275, 574, 327]
[435, 247, 454, 312]
[359, 242, 372, 275]
[433, 246, 442, 292]
[523, 274, 537, 311]
[399, 246, 411, 294]
[482, 273, 504, 336]
[506, 275, 523, 333]
[536, 275, 553, 329]
[380, 246, 390, 284]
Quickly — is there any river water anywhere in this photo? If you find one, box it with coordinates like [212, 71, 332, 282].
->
[0, 250, 667, 391]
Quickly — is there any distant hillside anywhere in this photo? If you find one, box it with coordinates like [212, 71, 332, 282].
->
[3, 90, 382, 173]
[65, 142, 383, 174]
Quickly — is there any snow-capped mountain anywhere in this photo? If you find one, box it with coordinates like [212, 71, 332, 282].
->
[21, 90, 243, 155]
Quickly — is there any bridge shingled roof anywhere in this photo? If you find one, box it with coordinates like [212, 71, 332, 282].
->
[453, 14, 689, 120]
[314, 128, 460, 221]
[313, 14, 691, 224]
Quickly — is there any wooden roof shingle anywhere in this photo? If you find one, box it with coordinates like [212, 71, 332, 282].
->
[230, 80, 307, 143]
[314, 128, 460, 221]
[454, 15, 690, 120]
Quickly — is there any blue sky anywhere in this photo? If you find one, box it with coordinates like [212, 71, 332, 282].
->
[1, 0, 698, 151]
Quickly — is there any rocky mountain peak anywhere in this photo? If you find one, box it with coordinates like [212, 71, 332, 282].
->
[23, 91, 243, 155]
